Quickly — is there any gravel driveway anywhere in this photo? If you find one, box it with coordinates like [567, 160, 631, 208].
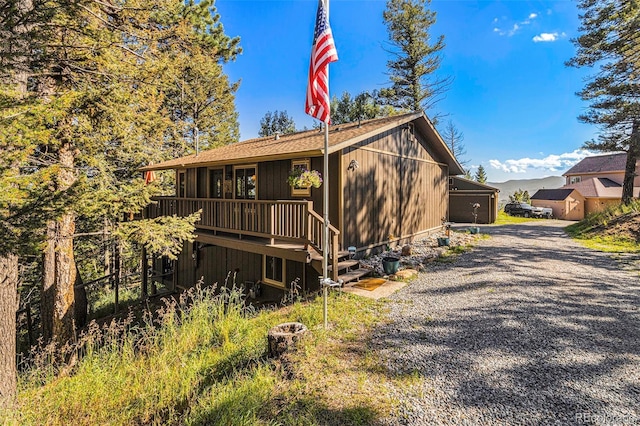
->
[375, 221, 640, 426]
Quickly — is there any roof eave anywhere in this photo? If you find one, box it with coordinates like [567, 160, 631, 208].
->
[140, 149, 325, 171]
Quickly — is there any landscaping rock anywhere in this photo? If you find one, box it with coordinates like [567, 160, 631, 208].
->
[359, 232, 478, 276]
[393, 269, 418, 281]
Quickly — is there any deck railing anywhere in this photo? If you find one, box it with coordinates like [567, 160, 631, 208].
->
[148, 197, 339, 274]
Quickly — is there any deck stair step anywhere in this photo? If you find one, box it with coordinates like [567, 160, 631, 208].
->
[339, 267, 372, 286]
[328, 259, 359, 272]
[336, 250, 351, 259]
[309, 250, 353, 263]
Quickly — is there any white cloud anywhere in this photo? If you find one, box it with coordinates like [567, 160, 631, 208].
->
[489, 149, 597, 174]
[533, 32, 560, 42]
[494, 12, 538, 37]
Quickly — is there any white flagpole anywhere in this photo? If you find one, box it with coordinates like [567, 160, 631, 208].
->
[322, 0, 331, 330]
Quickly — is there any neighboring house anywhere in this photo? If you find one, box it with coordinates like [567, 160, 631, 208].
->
[142, 112, 463, 299]
[448, 176, 499, 224]
[531, 153, 640, 220]
[562, 152, 640, 187]
[530, 188, 584, 221]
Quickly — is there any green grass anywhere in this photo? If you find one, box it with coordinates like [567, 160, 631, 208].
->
[7, 286, 401, 426]
[495, 210, 535, 225]
[565, 200, 640, 253]
[566, 235, 639, 253]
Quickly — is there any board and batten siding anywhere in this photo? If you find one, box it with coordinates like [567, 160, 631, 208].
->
[174, 243, 314, 294]
[257, 156, 341, 236]
[175, 244, 258, 290]
[342, 126, 448, 250]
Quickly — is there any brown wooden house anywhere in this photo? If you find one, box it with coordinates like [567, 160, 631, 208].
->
[142, 112, 463, 299]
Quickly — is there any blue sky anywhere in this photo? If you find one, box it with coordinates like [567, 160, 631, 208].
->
[216, 0, 598, 183]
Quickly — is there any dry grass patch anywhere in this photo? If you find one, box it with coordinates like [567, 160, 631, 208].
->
[8, 288, 409, 426]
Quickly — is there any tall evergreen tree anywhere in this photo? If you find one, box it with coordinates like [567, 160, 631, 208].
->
[567, 0, 640, 204]
[381, 0, 450, 115]
[0, 0, 237, 344]
[474, 165, 487, 184]
[258, 110, 296, 137]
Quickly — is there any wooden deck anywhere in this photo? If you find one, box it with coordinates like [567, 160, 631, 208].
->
[148, 197, 342, 280]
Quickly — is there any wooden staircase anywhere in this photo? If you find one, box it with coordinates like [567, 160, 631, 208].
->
[311, 250, 372, 286]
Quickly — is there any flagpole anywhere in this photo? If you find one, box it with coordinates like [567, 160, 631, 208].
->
[305, 0, 337, 329]
[322, 0, 330, 330]
[323, 123, 329, 329]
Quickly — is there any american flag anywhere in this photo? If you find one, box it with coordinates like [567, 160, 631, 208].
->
[305, 0, 338, 124]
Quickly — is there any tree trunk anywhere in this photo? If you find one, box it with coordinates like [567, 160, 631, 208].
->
[0, 0, 31, 405]
[41, 143, 77, 344]
[622, 120, 640, 205]
[0, 254, 18, 408]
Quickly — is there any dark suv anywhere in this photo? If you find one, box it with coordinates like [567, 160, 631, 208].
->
[504, 202, 535, 217]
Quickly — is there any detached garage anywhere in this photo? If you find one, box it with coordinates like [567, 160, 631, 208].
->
[449, 177, 499, 224]
[531, 188, 585, 220]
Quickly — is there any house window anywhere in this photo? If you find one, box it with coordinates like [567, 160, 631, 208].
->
[290, 158, 311, 197]
[234, 166, 256, 199]
[570, 176, 581, 184]
[208, 168, 224, 198]
[263, 255, 285, 287]
[177, 170, 186, 198]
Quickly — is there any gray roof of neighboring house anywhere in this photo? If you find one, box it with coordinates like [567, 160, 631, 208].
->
[531, 188, 576, 201]
[564, 153, 627, 176]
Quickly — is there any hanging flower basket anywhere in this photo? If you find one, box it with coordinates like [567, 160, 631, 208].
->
[288, 167, 322, 189]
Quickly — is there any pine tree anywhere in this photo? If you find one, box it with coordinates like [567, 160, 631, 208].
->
[509, 189, 531, 203]
[0, 0, 34, 403]
[440, 120, 468, 168]
[258, 110, 296, 137]
[381, 0, 450, 115]
[567, 0, 640, 204]
[330, 90, 398, 125]
[474, 165, 487, 184]
[0, 0, 238, 344]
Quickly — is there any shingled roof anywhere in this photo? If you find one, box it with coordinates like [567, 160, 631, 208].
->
[531, 188, 576, 201]
[564, 177, 640, 198]
[141, 112, 464, 175]
[564, 153, 627, 176]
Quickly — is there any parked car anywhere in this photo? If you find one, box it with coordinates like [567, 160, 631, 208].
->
[504, 202, 553, 218]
